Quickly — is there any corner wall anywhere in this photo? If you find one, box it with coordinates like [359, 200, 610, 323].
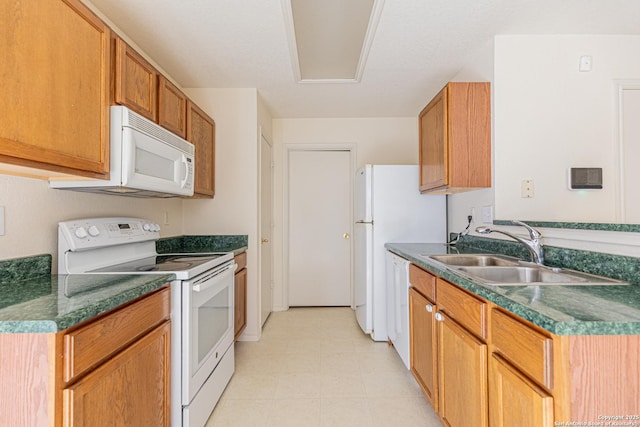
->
[447, 38, 496, 236]
[494, 35, 640, 224]
[449, 35, 640, 257]
[182, 88, 264, 340]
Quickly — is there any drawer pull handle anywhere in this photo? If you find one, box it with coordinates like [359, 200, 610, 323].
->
[425, 304, 433, 313]
[435, 312, 444, 322]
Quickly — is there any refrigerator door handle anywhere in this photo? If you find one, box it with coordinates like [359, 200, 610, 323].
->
[355, 220, 373, 224]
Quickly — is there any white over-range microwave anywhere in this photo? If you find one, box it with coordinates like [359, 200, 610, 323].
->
[50, 105, 194, 197]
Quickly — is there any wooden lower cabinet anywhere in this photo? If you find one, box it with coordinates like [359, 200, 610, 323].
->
[63, 322, 171, 426]
[437, 312, 488, 427]
[234, 252, 248, 340]
[409, 287, 438, 410]
[489, 308, 554, 427]
[489, 354, 553, 427]
[408, 262, 640, 426]
[62, 287, 171, 427]
[0, 287, 171, 426]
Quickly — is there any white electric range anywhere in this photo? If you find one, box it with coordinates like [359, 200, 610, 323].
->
[58, 217, 236, 427]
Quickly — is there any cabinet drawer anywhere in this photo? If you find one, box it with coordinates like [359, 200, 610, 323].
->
[491, 309, 553, 389]
[63, 287, 170, 383]
[235, 251, 247, 271]
[436, 278, 487, 339]
[409, 264, 436, 301]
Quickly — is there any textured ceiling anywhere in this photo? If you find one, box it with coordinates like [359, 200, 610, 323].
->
[87, 0, 640, 118]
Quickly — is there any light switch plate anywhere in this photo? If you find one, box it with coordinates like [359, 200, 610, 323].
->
[521, 179, 534, 198]
[481, 205, 493, 223]
[0, 206, 5, 236]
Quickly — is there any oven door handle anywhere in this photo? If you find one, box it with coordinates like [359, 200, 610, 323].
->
[192, 263, 236, 292]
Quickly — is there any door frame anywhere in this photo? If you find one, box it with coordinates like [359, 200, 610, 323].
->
[282, 143, 356, 310]
[614, 80, 640, 223]
[259, 128, 274, 326]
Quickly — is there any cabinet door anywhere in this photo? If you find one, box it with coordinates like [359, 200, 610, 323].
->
[409, 288, 438, 410]
[446, 82, 491, 189]
[158, 75, 187, 138]
[419, 87, 447, 192]
[186, 101, 215, 198]
[114, 37, 158, 121]
[0, 0, 110, 178]
[437, 311, 488, 427]
[234, 268, 247, 340]
[418, 82, 491, 194]
[63, 321, 171, 427]
[489, 354, 553, 427]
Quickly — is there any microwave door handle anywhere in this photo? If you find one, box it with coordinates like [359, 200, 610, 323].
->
[180, 155, 189, 188]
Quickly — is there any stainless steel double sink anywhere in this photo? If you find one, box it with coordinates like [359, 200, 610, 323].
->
[426, 254, 628, 287]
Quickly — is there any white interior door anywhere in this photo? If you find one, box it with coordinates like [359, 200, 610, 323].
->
[260, 135, 273, 326]
[287, 149, 352, 306]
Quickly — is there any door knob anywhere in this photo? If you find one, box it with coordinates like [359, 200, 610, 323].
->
[343, 233, 350, 239]
[261, 238, 269, 243]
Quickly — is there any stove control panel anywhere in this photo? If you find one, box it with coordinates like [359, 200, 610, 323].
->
[59, 217, 160, 251]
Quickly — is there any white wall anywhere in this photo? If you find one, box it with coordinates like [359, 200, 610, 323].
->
[0, 175, 183, 270]
[494, 35, 640, 223]
[448, 39, 496, 235]
[270, 117, 418, 310]
[448, 35, 640, 257]
[182, 88, 266, 340]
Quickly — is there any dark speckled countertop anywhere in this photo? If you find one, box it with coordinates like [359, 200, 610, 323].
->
[0, 273, 173, 333]
[0, 254, 175, 334]
[386, 242, 640, 336]
[156, 235, 248, 255]
[0, 235, 248, 334]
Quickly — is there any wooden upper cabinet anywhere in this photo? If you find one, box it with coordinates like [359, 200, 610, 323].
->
[186, 101, 215, 198]
[419, 82, 491, 194]
[114, 37, 158, 121]
[158, 75, 187, 138]
[0, 0, 111, 178]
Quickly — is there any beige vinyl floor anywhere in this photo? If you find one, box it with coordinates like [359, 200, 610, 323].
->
[206, 307, 442, 427]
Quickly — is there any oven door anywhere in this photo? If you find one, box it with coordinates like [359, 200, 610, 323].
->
[181, 261, 236, 404]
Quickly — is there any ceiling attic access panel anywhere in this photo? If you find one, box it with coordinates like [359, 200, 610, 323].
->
[283, 0, 384, 83]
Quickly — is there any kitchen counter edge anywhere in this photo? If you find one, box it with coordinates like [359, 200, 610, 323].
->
[0, 274, 175, 334]
[386, 242, 640, 336]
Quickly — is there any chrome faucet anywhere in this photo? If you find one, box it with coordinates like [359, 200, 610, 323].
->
[475, 221, 544, 265]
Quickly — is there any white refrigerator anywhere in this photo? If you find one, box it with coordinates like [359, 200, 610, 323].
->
[354, 165, 446, 341]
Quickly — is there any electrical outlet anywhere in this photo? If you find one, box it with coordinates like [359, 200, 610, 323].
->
[163, 211, 170, 225]
[0, 206, 4, 235]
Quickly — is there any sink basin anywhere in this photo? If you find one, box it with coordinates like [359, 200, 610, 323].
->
[456, 266, 628, 286]
[424, 253, 628, 286]
[427, 254, 521, 267]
